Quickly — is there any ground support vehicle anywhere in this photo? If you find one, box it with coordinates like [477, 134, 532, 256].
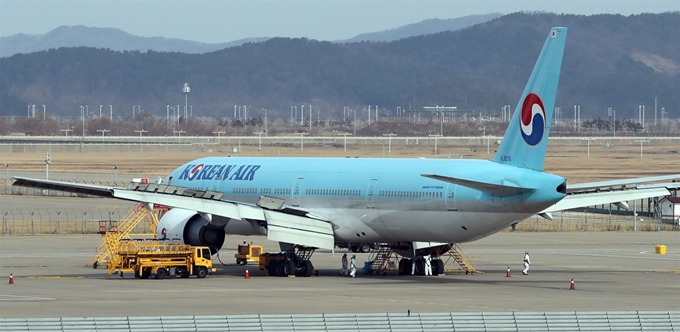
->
[258, 247, 315, 277]
[116, 239, 215, 279]
[235, 242, 263, 265]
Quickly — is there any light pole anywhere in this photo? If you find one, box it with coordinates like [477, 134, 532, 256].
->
[261, 109, 268, 136]
[80, 106, 85, 140]
[183, 83, 190, 119]
[99, 105, 103, 117]
[353, 109, 357, 137]
[44, 153, 51, 180]
[113, 166, 117, 183]
[4, 163, 8, 193]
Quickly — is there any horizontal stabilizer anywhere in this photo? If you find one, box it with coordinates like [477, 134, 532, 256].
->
[421, 174, 533, 196]
[567, 174, 680, 193]
[542, 187, 670, 213]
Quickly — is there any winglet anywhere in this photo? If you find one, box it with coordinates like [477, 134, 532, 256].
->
[491, 27, 567, 171]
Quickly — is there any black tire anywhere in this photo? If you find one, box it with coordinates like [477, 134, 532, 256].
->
[359, 243, 371, 253]
[266, 261, 278, 276]
[134, 269, 140, 279]
[433, 259, 444, 276]
[399, 259, 412, 275]
[177, 267, 190, 278]
[350, 245, 359, 253]
[155, 268, 167, 279]
[298, 260, 314, 277]
[372, 243, 381, 250]
[196, 267, 208, 279]
[236, 258, 246, 265]
[92, 262, 98, 269]
[282, 260, 295, 276]
[140, 268, 151, 279]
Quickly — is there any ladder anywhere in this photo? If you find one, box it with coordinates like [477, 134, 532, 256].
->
[439, 243, 484, 275]
[86, 203, 164, 271]
[367, 245, 400, 274]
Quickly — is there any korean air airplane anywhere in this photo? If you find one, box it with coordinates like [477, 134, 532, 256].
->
[13, 27, 678, 277]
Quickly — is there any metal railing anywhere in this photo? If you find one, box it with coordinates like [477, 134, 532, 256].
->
[1, 311, 678, 332]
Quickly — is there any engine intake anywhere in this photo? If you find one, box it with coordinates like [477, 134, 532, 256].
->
[157, 208, 226, 252]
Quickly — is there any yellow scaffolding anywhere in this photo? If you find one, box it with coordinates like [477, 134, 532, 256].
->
[436, 243, 485, 275]
[86, 203, 166, 273]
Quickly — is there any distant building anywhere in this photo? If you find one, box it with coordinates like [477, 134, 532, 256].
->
[658, 196, 680, 225]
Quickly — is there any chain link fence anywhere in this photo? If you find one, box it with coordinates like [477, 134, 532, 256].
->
[1, 207, 154, 235]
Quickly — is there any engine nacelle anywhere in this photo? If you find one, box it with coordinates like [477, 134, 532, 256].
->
[157, 208, 226, 252]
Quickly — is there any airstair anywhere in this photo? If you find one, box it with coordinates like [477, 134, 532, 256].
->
[436, 243, 484, 275]
[367, 245, 401, 274]
[86, 203, 167, 274]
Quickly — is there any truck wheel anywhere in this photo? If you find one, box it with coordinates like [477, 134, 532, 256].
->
[360, 243, 371, 253]
[140, 268, 151, 279]
[196, 267, 208, 279]
[155, 268, 167, 279]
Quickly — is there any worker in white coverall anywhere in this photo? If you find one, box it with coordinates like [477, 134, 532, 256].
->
[522, 251, 531, 275]
[340, 253, 348, 276]
[424, 255, 433, 276]
[349, 254, 357, 278]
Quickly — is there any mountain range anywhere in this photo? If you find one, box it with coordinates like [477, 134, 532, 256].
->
[0, 12, 678, 121]
[0, 14, 501, 58]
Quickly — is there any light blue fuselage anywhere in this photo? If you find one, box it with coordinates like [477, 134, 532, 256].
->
[166, 156, 566, 244]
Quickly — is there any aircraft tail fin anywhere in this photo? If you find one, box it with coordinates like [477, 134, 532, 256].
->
[491, 27, 567, 171]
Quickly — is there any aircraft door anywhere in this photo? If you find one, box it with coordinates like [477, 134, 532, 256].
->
[292, 178, 303, 206]
[446, 183, 457, 211]
[366, 179, 378, 208]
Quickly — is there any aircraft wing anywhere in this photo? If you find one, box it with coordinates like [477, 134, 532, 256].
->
[12, 177, 335, 249]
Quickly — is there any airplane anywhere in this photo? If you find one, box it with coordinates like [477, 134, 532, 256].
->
[13, 27, 679, 277]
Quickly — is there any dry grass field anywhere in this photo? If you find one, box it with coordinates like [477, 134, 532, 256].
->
[3, 137, 678, 185]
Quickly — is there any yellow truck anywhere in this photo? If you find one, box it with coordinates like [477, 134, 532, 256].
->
[116, 239, 216, 279]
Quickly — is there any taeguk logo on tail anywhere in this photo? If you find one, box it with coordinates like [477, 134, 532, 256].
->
[519, 92, 546, 146]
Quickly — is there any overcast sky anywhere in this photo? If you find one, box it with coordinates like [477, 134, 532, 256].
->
[1, 0, 678, 43]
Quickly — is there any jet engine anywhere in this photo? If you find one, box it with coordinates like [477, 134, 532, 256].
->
[156, 208, 226, 252]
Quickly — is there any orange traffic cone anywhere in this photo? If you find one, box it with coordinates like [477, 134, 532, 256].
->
[245, 269, 250, 279]
[569, 278, 575, 290]
[9, 274, 14, 284]
[506, 267, 511, 277]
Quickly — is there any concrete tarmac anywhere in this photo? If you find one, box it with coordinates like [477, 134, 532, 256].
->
[0, 232, 679, 318]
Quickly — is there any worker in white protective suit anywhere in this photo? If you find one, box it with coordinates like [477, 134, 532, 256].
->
[522, 251, 531, 275]
[349, 254, 357, 278]
[340, 253, 348, 276]
[424, 254, 432, 276]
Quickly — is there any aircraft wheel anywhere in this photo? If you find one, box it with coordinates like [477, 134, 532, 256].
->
[433, 259, 444, 275]
[359, 243, 371, 253]
[282, 260, 295, 276]
[299, 260, 314, 277]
